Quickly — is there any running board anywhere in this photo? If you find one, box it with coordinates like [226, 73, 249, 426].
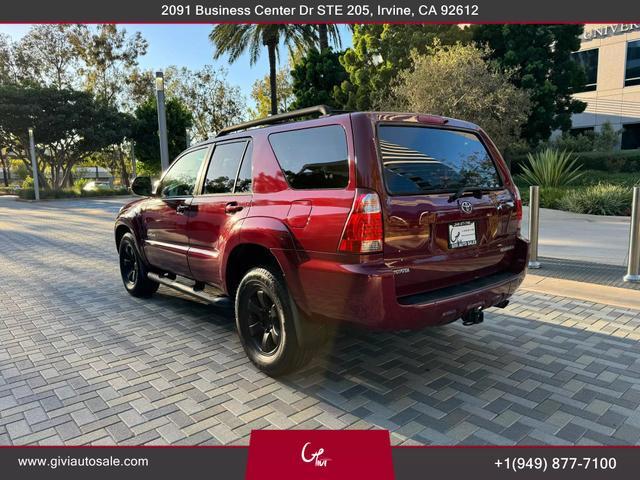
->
[147, 272, 232, 307]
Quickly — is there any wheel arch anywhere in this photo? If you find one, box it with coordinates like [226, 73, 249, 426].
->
[115, 223, 131, 251]
[223, 218, 324, 348]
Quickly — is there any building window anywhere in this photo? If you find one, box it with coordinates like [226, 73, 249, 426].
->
[573, 49, 599, 92]
[626, 40, 640, 87]
[621, 123, 640, 150]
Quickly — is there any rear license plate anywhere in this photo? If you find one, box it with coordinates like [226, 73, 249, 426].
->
[449, 221, 477, 248]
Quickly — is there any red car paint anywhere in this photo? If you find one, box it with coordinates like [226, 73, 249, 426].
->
[115, 112, 528, 330]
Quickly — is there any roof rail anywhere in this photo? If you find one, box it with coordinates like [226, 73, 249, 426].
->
[215, 105, 334, 137]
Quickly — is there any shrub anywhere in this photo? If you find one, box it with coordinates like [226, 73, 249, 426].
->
[72, 178, 91, 193]
[508, 150, 640, 174]
[518, 149, 584, 188]
[18, 186, 128, 200]
[519, 186, 567, 210]
[22, 176, 34, 189]
[548, 132, 595, 153]
[558, 183, 632, 216]
[0, 186, 20, 195]
[545, 122, 620, 153]
[592, 122, 621, 151]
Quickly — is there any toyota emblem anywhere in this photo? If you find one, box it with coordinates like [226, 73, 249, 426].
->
[460, 201, 473, 214]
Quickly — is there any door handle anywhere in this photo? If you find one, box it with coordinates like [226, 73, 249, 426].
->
[225, 202, 243, 214]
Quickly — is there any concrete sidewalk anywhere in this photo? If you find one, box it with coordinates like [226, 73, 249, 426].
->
[522, 206, 630, 267]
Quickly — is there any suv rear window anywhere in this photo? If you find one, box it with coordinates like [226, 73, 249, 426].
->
[378, 125, 502, 195]
[269, 125, 349, 189]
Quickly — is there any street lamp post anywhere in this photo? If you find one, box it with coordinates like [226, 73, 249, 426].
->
[155, 71, 170, 172]
[28, 128, 40, 201]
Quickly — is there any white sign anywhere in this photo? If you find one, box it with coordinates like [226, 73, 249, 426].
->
[582, 24, 640, 40]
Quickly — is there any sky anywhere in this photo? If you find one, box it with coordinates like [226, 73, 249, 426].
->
[0, 24, 353, 105]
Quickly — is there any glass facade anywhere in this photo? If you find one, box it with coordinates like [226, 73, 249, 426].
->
[573, 48, 599, 92]
[625, 40, 640, 87]
[621, 123, 640, 150]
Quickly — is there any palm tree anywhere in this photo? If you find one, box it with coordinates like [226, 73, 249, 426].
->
[210, 25, 316, 115]
[317, 25, 343, 51]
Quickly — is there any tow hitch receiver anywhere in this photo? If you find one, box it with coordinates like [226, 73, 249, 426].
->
[462, 308, 484, 326]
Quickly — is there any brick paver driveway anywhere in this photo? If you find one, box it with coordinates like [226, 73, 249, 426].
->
[2, 196, 640, 446]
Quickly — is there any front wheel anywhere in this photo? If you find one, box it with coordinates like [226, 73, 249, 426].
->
[235, 267, 313, 376]
[118, 232, 159, 298]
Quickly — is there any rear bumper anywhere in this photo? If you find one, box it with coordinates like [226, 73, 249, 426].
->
[294, 236, 528, 330]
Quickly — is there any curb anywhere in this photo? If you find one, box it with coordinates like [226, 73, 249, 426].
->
[521, 274, 640, 310]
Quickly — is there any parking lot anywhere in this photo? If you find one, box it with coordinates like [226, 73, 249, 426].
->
[2, 196, 640, 446]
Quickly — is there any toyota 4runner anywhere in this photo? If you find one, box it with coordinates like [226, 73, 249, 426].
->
[115, 106, 528, 376]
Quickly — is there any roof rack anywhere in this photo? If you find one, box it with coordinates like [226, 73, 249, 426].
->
[215, 105, 334, 137]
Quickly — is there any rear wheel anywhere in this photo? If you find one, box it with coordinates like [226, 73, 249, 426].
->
[118, 232, 159, 298]
[235, 267, 313, 376]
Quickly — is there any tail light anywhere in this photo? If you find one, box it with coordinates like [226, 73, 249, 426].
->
[339, 189, 383, 254]
[513, 186, 523, 225]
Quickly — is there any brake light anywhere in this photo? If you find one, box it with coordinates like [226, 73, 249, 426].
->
[514, 186, 523, 223]
[339, 189, 383, 254]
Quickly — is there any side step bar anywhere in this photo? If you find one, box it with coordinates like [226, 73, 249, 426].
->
[147, 272, 232, 307]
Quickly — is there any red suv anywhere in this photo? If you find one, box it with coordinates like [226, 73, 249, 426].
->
[115, 106, 528, 376]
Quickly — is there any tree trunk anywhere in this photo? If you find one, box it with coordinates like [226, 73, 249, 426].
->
[318, 25, 329, 51]
[0, 149, 9, 187]
[117, 145, 130, 188]
[267, 42, 278, 116]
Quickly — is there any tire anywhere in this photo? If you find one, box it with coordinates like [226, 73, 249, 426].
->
[118, 232, 159, 298]
[235, 267, 314, 376]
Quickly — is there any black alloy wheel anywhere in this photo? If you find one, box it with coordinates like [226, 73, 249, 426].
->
[120, 242, 139, 288]
[118, 232, 159, 297]
[235, 267, 314, 376]
[246, 287, 282, 355]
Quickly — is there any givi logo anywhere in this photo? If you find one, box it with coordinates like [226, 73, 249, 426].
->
[246, 430, 395, 480]
[301, 441, 330, 467]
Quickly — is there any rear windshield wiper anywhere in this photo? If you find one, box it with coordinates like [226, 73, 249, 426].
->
[448, 186, 485, 203]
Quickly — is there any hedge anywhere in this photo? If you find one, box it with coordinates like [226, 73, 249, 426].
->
[18, 187, 129, 200]
[507, 150, 640, 174]
[0, 186, 20, 195]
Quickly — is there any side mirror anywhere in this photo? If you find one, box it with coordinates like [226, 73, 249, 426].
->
[131, 176, 153, 196]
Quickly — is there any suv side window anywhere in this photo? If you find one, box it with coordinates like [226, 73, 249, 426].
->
[158, 148, 207, 197]
[203, 141, 248, 194]
[268, 125, 349, 189]
[234, 143, 253, 193]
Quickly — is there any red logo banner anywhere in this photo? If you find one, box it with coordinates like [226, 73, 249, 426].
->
[246, 429, 395, 480]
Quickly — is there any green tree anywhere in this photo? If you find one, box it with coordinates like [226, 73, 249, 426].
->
[336, 24, 473, 110]
[473, 25, 587, 146]
[11, 25, 80, 89]
[0, 34, 14, 185]
[128, 66, 246, 140]
[380, 43, 531, 153]
[0, 34, 14, 85]
[167, 66, 246, 140]
[250, 67, 294, 119]
[210, 24, 316, 115]
[132, 97, 193, 173]
[291, 49, 347, 109]
[0, 85, 132, 189]
[70, 24, 148, 108]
